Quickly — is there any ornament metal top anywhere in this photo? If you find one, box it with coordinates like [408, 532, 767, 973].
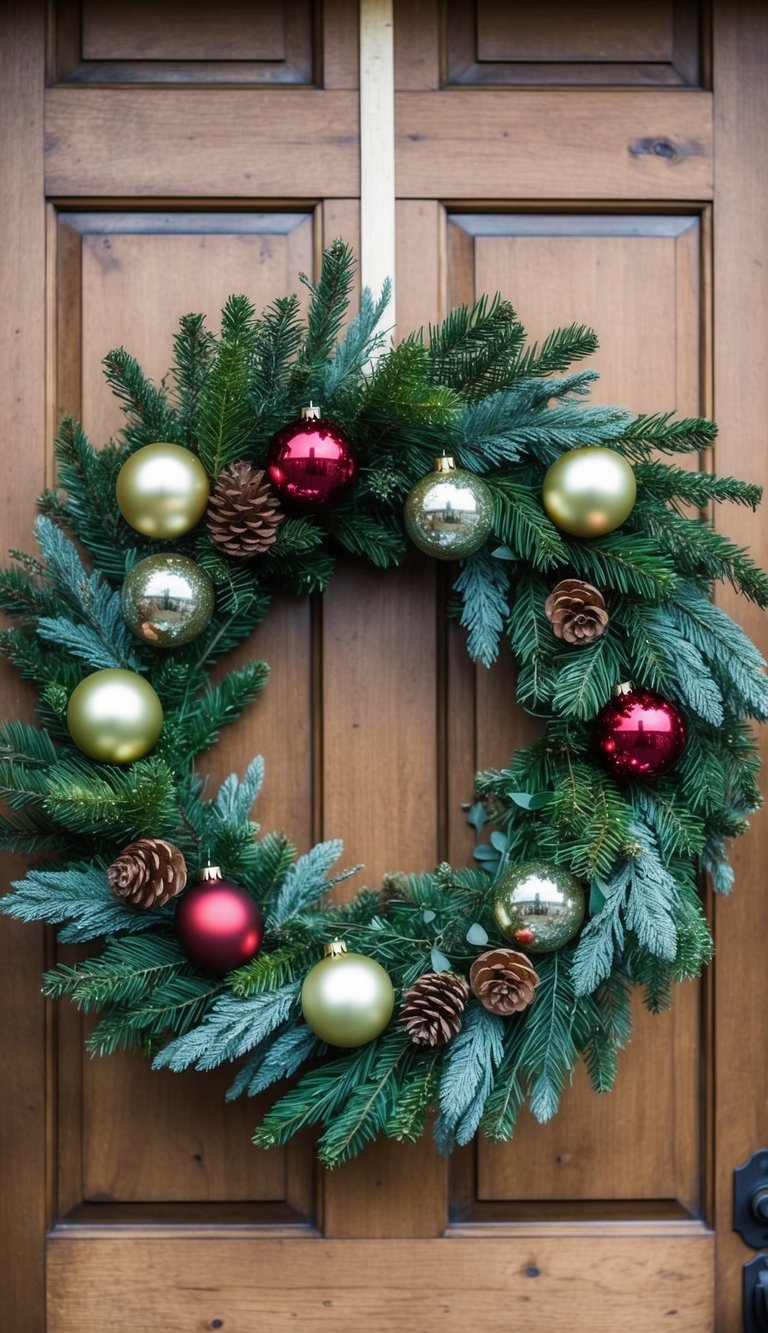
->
[404, 455, 494, 560]
[116, 442, 210, 539]
[121, 554, 215, 648]
[493, 860, 586, 954]
[542, 446, 636, 538]
[266, 403, 357, 510]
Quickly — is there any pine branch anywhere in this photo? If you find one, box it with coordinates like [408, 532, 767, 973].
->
[509, 323, 599, 379]
[197, 295, 258, 477]
[226, 1025, 318, 1101]
[267, 840, 345, 926]
[153, 982, 299, 1072]
[0, 862, 174, 942]
[434, 1002, 504, 1150]
[453, 549, 510, 667]
[102, 347, 181, 447]
[487, 477, 569, 569]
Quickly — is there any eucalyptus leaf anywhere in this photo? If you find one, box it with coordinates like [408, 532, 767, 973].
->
[431, 947, 452, 973]
[466, 922, 489, 947]
[490, 830, 508, 853]
[422, 909, 436, 925]
[508, 790, 557, 810]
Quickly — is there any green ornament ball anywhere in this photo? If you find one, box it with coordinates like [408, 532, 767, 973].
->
[122, 554, 215, 648]
[404, 455, 494, 560]
[116, 443, 210, 539]
[66, 669, 164, 764]
[542, 446, 636, 538]
[301, 941, 395, 1047]
[493, 860, 586, 954]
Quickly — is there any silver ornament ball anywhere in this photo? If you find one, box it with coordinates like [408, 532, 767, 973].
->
[122, 554, 215, 648]
[404, 456, 494, 560]
[493, 860, 586, 954]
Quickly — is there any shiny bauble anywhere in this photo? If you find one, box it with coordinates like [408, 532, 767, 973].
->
[493, 861, 586, 954]
[301, 940, 395, 1047]
[66, 668, 164, 764]
[404, 456, 494, 560]
[266, 404, 356, 510]
[542, 447, 636, 538]
[174, 866, 264, 975]
[121, 554, 215, 648]
[116, 443, 210, 538]
[593, 683, 687, 780]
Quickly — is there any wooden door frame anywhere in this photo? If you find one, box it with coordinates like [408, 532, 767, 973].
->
[0, 3, 766, 1329]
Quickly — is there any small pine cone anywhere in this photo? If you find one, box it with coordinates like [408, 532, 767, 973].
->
[107, 838, 187, 909]
[469, 948, 541, 1016]
[207, 461, 284, 560]
[544, 578, 608, 644]
[400, 971, 470, 1048]
[378, 871, 411, 909]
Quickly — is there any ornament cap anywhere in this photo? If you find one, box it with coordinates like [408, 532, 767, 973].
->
[300, 402, 322, 420]
[613, 681, 635, 697]
[432, 454, 457, 474]
[323, 938, 348, 958]
[199, 864, 223, 882]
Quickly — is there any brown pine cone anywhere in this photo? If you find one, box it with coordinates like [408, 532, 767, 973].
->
[400, 971, 470, 1048]
[107, 838, 187, 909]
[207, 461, 284, 559]
[469, 948, 541, 1016]
[544, 578, 608, 644]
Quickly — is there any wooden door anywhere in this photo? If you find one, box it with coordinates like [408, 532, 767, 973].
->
[1, 2, 766, 1329]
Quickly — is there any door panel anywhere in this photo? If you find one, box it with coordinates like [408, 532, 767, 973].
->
[0, 1, 766, 1329]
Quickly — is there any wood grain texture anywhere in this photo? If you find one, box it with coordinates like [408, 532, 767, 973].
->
[712, 3, 768, 1325]
[0, 6, 48, 1331]
[396, 90, 712, 198]
[56, 0, 314, 85]
[450, 212, 704, 1216]
[46, 1232, 715, 1331]
[45, 89, 359, 196]
[53, 213, 318, 1213]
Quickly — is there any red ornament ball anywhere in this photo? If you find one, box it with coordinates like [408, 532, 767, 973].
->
[266, 405, 356, 510]
[593, 684, 687, 780]
[174, 867, 263, 975]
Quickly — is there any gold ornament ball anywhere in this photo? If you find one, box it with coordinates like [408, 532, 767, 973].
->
[301, 941, 395, 1047]
[493, 860, 586, 955]
[404, 456, 494, 560]
[542, 447, 636, 538]
[67, 669, 164, 764]
[121, 554, 215, 648]
[116, 443, 210, 539]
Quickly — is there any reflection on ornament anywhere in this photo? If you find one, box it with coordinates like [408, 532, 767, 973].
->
[116, 443, 210, 539]
[404, 456, 494, 560]
[66, 668, 164, 764]
[174, 865, 264, 975]
[266, 404, 357, 510]
[593, 682, 687, 779]
[121, 554, 215, 648]
[301, 940, 395, 1047]
[542, 447, 636, 538]
[493, 860, 585, 954]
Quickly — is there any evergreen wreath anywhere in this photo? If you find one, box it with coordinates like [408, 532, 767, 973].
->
[1, 240, 766, 1168]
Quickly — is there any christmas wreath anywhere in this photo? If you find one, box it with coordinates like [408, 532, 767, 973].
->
[1, 241, 766, 1168]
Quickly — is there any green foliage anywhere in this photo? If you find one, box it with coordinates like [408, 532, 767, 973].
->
[0, 238, 765, 1169]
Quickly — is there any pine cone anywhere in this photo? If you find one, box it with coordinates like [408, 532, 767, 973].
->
[469, 948, 540, 1016]
[544, 578, 608, 644]
[400, 971, 469, 1048]
[107, 838, 187, 909]
[207, 461, 284, 559]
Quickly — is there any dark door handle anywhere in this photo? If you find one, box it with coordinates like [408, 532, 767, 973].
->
[745, 1255, 768, 1332]
[758, 1267, 768, 1328]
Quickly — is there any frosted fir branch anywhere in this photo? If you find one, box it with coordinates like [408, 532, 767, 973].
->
[226, 1025, 319, 1101]
[34, 517, 138, 669]
[153, 982, 300, 1072]
[0, 862, 174, 942]
[454, 549, 510, 667]
[322, 281, 392, 396]
[267, 839, 346, 926]
[669, 584, 768, 721]
[214, 756, 265, 826]
[641, 607, 723, 725]
[434, 1002, 504, 1150]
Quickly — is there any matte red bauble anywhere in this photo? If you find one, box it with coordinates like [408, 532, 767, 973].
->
[266, 403, 356, 510]
[174, 866, 264, 975]
[593, 683, 687, 780]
